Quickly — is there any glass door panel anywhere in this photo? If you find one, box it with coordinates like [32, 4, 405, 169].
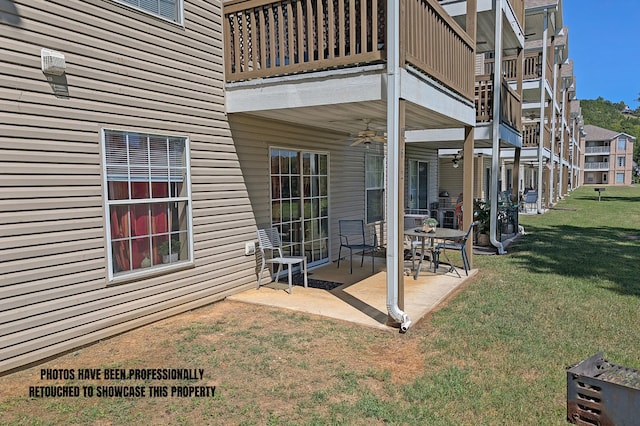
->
[270, 149, 329, 266]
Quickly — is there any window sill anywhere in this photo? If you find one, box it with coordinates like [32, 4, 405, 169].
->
[107, 260, 195, 286]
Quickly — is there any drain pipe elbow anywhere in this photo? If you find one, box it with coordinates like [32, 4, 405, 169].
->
[490, 234, 507, 255]
[387, 303, 412, 333]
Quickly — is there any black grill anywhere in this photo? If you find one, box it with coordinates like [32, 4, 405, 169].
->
[567, 352, 640, 425]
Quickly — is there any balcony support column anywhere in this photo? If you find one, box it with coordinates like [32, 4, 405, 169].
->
[537, 8, 549, 213]
[490, 0, 505, 254]
[549, 44, 558, 204]
[463, 0, 476, 266]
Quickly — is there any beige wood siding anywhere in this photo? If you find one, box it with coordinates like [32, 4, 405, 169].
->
[0, 0, 260, 373]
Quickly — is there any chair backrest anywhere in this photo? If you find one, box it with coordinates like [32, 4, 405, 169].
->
[339, 219, 370, 245]
[257, 227, 283, 255]
[460, 221, 477, 242]
[524, 191, 537, 203]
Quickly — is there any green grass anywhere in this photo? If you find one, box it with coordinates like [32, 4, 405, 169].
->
[2, 186, 640, 425]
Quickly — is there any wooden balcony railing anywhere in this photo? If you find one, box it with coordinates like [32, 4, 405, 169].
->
[475, 75, 492, 123]
[488, 51, 537, 81]
[500, 77, 521, 130]
[507, 0, 524, 29]
[223, 0, 474, 100]
[224, 0, 385, 81]
[522, 122, 551, 149]
[523, 51, 542, 80]
[474, 75, 521, 130]
[522, 122, 539, 147]
[402, 0, 475, 100]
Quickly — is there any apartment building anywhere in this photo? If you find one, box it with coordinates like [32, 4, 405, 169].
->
[581, 125, 636, 185]
[1, 0, 481, 371]
[411, 0, 525, 251]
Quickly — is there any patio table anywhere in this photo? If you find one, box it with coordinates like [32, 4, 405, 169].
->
[404, 227, 467, 279]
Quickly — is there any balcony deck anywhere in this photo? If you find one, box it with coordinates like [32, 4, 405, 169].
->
[224, 0, 474, 101]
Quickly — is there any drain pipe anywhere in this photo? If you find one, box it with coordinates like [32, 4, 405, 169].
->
[386, 0, 411, 332]
[490, 0, 506, 254]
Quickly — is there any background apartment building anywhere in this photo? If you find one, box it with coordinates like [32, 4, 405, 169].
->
[581, 125, 635, 185]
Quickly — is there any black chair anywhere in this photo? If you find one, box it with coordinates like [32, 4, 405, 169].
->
[434, 221, 476, 276]
[337, 219, 377, 274]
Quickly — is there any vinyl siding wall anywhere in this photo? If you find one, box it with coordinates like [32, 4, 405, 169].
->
[0, 0, 259, 373]
[228, 114, 372, 263]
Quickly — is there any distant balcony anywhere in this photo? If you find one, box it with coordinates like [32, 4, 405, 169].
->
[475, 75, 521, 130]
[585, 146, 610, 154]
[223, 0, 474, 100]
[584, 162, 610, 170]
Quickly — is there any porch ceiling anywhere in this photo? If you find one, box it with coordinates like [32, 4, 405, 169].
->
[445, 4, 523, 55]
[229, 100, 467, 138]
[226, 68, 472, 138]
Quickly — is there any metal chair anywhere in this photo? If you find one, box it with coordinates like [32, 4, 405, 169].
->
[404, 215, 430, 271]
[434, 221, 476, 276]
[523, 190, 538, 213]
[256, 227, 307, 294]
[337, 219, 377, 274]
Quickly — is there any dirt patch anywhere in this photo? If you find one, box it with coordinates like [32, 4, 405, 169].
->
[0, 300, 429, 424]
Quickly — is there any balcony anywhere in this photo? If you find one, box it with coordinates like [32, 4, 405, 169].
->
[584, 162, 610, 171]
[475, 75, 521, 131]
[585, 146, 610, 155]
[223, 0, 474, 101]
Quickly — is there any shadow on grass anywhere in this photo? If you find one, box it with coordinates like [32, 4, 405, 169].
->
[509, 223, 640, 297]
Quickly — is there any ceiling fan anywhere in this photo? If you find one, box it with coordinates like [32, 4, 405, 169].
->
[347, 119, 386, 148]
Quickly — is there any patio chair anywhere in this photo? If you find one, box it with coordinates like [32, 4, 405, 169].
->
[257, 227, 307, 294]
[404, 215, 431, 270]
[523, 190, 537, 213]
[434, 221, 476, 276]
[337, 219, 377, 274]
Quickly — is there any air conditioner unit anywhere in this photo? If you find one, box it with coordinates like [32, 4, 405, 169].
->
[41, 48, 66, 75]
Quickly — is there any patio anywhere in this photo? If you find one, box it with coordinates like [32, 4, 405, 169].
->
[227, 256, 477, 331]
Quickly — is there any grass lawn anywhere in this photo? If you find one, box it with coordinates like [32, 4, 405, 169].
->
[1, 185, 639, 425]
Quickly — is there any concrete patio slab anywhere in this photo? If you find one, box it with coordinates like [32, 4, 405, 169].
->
[227, 257, 477, 331]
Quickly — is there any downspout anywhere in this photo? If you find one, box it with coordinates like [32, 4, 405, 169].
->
[537, 8, 548, 213]
[386, 0, 411, 332]
[490, 0, 505, 254]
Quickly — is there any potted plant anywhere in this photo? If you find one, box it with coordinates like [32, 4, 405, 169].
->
[473, 199, 491, 246]
[422, 217, 438, 233]
[159, 238, 181, 263]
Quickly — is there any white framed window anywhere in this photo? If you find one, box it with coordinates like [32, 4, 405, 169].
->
[618, 156, 626, 167]
[616, 172, 625, 184]
[116, 0, 183, 24]
[365, 153, 385, 224]
[102, 129, 192, 280]
[618, 136, 627, 151]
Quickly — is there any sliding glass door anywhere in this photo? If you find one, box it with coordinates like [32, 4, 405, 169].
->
[270, 148, 329, 267]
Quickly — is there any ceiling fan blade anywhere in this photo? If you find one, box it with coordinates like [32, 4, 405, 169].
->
[350, 139, 363, 146]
